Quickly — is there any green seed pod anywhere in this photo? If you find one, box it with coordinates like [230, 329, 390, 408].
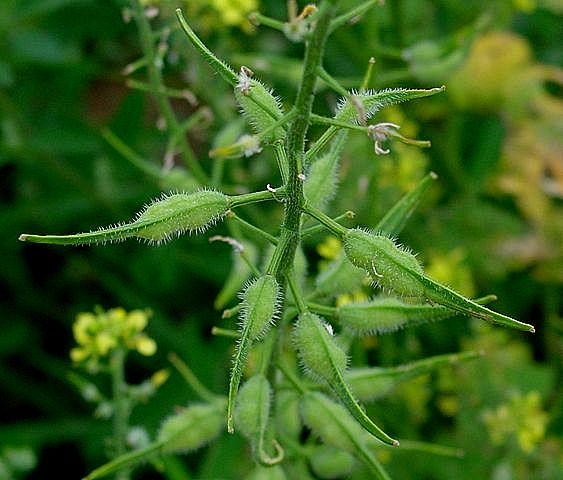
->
[293, 312, 347, 384]
[343, 229, 424, 298]
[241, 275, 282, 341]
[337, 297, 462, 335]
[158, 401, 226, 454]
[275, 390, 302, 439]
[234, 75, 285, 142]
[228, 275, 282, 433]
[234, 374, 271, 440]
[301, 392, 390, 480]
[309, 445, 355, 480]
[304, 131, 347, 210]
[245, 465, 287, 480]
[19, 189, 229, 246]
[342, 229, 534, 332]
[235, 374, 284, 465]
[294, 312, 398, 446]
[315, 253, 367, 298]
[346, 351, 481, 402]
[335, 87, 445, 125]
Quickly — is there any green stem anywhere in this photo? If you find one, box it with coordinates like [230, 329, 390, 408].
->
[167, 353, 218, 403]
[131, 1, 206, 184]
[211, 326, 241, 338]
[301, 202, 348, 237]
[310, 113, 367, 132]
[226, 211, 278, 245]
[301, 211, 354, 238]
[286, 271, 307, 314]
[110, 348, 130, 480]
[228, 188, 285, 209]
[329, 0, 380, 33]
[275, 361, 307, 395]
[268, 0, 338, 282]
[307, 301, 336, 317]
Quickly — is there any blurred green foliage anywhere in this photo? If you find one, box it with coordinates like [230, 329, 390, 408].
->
[1, 0, 561, 478]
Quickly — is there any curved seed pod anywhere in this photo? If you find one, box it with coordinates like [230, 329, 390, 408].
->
[315, 253, 367, 298]
[235, 374, 284, 465]
[235, 76, 285, 142]
[343, 229, 534, 332]
[335, 87, 445, 125]
[346, 351, 481, 402]
[83, 400, 226, 480]
[343, 229, 425, 298]
[309, 445, 355, 480]
[19, 190, 229, 246]
[228, 275, 282, 433]
[301, 392, 391, 480]
[293, 312, 398, 446]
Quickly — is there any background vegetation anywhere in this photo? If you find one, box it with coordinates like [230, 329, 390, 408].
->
[1, 0, 561, 478]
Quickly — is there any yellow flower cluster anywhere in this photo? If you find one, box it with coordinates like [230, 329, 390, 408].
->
[183, 0, 259, 33]
[483, 391, 548, 453]
[70, 307, 157, 366]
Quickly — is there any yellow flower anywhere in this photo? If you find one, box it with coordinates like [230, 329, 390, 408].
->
[317, 236, 342, 260]
[69, 307, 156, 365]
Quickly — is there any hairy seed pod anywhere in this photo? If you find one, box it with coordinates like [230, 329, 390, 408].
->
[228, 275, 282, 433]
[234, 374, 271, 440]
[301, 392, 390, 479]
[135, 190, 228, 242]
[235, 78, 285, 142]
[304, 131, 347, 210]
[158, 401, 226, 454]
[293, 312, 347, 385]
[309, 445, 355, 480]
[337, 297, 462, 335]
[19, 189, 229, 246]
[335, 87, 445, 125]
[343, 229, 424, 298]
[246, 465, 288, 480]
[275, 390, 302, 440]
[241, 275, 281, 341]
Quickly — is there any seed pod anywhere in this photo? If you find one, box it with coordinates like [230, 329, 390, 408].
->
[275, 390, 302, 439]
[335, 87, 445, 125]
[234, 374, 270, 438]
[301, 392, 391, 480]
[293, 312, 346, 384]
[337, 297, 463, 335]
[135, 190, 229, 242]
[304, 131, 347, 210]
[309, 445, 355, 480]
[346, 351, 481, 402]
[294, 312, 397, 446]
[241, 275, 282, 340]
[235, 76, 285, 142]
[235, 374, 283, 465]
[158, 401, 226, 453]
[343, 229, 425, 298]
[246, 465, 288, 480]
[19, 190, 229, 246]
[343, 229, 534, 332]
[228, 275, 282, 433]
